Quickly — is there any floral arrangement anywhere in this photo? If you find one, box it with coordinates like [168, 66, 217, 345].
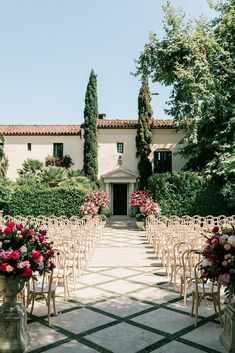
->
[88, 191, 109, 208]
[79, 200, 99, 215]
[202, 224, 235, 296]
[130, 190, 152, 208]
[143, 199, 161, 216]
[0, 220, 55, 279]
[130, 190, 161, 216]
[80, 191, 109, 216]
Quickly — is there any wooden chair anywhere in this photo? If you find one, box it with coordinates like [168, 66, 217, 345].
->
[28, 270, 56, 326]
[191, 260, 222, 326]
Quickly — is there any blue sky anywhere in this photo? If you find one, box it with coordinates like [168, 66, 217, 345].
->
[0, 0, 216, 124]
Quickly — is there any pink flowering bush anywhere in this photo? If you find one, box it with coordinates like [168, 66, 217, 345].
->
[130, 190, 161, 216]
[130, 190, 152, 208]
[80, 191, 110, 216]
[0, 220, 55, 279]
[202, 224, 235, 296]
[143, 200, 161, 216]
[79, 201, 99, 215]
[88, 191, 109, 208]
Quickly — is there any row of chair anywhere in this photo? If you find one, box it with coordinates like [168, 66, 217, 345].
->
[1, 215, 105, 325]
[145, 215, 233, 325]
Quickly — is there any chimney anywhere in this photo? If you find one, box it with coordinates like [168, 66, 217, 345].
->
[98, 113, 106, 119]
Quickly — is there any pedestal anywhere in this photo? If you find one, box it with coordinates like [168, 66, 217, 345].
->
[0, 303, 30, 353]
[220, 304, 235, 352]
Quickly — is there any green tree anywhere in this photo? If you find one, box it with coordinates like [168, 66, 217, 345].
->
[0, 134, 8, 178]
[83, 69, 98, 183]
[135, 0, 235, 180]
[136, 80, 153, 189]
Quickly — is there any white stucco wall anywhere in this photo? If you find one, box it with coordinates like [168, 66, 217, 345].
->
[97, 128, 187, 180]
[3, 127, 187, 180]
[97, 129, 138, 179]
[151, 129, 187, 171]
[4, 135, 83, 180]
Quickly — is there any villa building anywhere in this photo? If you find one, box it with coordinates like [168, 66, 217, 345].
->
[0, 115, 186, 215]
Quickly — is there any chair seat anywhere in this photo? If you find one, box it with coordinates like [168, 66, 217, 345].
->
[32, 283, 57, 294]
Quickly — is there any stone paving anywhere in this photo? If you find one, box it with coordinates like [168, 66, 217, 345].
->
[26, 216, 227, 353]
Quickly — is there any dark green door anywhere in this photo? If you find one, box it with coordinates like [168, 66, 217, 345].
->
[113, 184, 127, 215]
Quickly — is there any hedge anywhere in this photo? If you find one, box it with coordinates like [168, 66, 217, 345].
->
[148, 172, 229, 216]
[6, 185, 90, 217]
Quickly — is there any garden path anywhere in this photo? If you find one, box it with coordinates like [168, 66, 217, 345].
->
[26, 216, 226, 353]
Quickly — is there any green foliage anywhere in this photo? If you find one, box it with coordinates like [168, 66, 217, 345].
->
[18, 159, 44, 178]
[136, 80, 153, 189]
[148, 172, 229, 216]
[8, 185, 90, 217]
[137, 153, 153, 190]
[0, 134, 8, 178]
[39, 166, 68, 187]
[45, 155, 74, 168]
[0, 179, 13, 213]
[83, 69, 98, 183]
[135, 0, 235, 179]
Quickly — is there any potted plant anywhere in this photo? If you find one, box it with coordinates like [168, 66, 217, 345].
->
[135, 213, 146, 230]
[201, 224, 235, 352]
[0, 219, 55, 352]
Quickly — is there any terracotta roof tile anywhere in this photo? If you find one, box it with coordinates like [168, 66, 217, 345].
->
[96, 118, 174, 129]
[0, 119, 174, 135]
[0, 125, 81, 135]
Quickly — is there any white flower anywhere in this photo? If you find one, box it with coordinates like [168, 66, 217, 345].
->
[228, 235, 235, 247]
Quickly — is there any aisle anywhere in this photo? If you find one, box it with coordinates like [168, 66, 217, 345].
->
[27, 216, 226, 353]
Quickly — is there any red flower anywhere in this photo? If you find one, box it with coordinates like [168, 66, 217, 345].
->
[23, 268, 33, 278]
[212, 269, 221, 277]
[7, 221, 15, 229]
[16, 223, 23, 230]
[40, 229, 47, 236]
[3, 227, 12, 235]
[207, 253, 217, 263]
[47, 249, 54, 257]
[10, 250, 20, 260]
[212, 226, 219, 233]
[31, 250, 41, 260]
[0, 263, 8, 271]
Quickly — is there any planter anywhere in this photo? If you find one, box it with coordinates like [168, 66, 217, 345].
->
[220, 303, 235, 352]
[0, 276, 30, 353]
[136, 220, 145, 230]
[0, 276, 25, 308]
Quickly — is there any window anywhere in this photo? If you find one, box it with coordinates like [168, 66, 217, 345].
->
[117, 143, 124, 153]
[27, 143, 31, 151]
[53, 143, 63, 158]
[154, 151, 172, 173]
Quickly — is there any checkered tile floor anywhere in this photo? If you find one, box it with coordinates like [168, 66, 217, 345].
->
[26, 216, 226, 353]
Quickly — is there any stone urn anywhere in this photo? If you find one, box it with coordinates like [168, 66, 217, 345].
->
[0, 276, 30, 353]
[220, 302, 235, 352]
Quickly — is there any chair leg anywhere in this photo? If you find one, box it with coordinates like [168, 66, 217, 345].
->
[191, 292, 195, 316]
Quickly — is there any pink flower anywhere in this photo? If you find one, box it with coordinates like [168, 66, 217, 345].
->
[222, 260, 229, 267]
[224, 243, 232, 251]
[31, 250, 42, 261]
[0, 263, 8, 271]
[10, 250, 20, 260]
[7, 221, 15, 229]
[16, 223, 23, 230]
[6, 265, 14, 272]
[17, 261, 30, 269]
[218, 273, 231, 285]
[19, 245, 27, 253]
[0, 250, 13, 261]
[212, 226, 219, 233]
[40, 229, 47, 236]
[3, 227, 12, 235]
[23, 268, 33, 278]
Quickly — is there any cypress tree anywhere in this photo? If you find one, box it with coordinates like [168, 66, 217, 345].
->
[83, 70, 98, 183]
[136, 80, 153, 189]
